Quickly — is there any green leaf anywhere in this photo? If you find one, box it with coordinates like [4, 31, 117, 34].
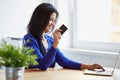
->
[0, 39, 38, 67]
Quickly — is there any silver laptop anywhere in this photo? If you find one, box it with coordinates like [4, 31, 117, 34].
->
[84, 52, 120, 76]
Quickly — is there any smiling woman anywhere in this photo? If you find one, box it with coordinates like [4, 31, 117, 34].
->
[22, 2, 105, 71]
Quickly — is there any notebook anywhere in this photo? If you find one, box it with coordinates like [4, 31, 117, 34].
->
[84, 52, 120, 76]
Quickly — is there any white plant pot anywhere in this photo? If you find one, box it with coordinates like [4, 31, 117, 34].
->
[5, 67, 25, 80]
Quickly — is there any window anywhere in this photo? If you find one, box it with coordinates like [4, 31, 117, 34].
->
[77, 0, 111, 42]
[73, 0, 120, 52]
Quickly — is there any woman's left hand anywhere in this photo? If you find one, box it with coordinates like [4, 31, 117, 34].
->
[81, 63, 105, 71]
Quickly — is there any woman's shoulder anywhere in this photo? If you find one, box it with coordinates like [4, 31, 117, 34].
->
[45, 34, 54, 43]
[23, 33, 38, 45]
[45, 34, 53, 40]
[23, 33, 33, 38]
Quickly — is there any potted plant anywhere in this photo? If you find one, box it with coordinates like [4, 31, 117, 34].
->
[0, 39, 38, 80]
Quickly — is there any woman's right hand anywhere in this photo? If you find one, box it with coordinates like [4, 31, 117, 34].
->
[52, 29, 62, 48]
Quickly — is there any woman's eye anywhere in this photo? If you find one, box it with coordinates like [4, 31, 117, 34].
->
[49, 19, 56, 22]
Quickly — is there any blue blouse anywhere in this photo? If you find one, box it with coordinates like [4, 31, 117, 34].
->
[23, 33, 82, 70]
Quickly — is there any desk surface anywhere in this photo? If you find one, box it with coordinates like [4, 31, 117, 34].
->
[0, 68, 120, 80]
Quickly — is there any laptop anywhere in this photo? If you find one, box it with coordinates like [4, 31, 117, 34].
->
[84, 52, 120, 76]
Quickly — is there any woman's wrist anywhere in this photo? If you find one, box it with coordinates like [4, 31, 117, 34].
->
[81, 64, 89, 70]
[52, 44, 57, 48]
[81, 64, 87, 70]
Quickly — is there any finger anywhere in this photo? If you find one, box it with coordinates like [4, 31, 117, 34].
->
[99, 66, 105, 71]
[58, 29, 62, 31]
[95, 64, 105, 71]
[54, 29, 58, 32]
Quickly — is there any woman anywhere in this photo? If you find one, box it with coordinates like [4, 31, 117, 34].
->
[23, 3, 105, 71]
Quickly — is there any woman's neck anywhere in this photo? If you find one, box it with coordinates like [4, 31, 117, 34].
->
[42, 33, 46, 40]
[42, 33, 48, 51]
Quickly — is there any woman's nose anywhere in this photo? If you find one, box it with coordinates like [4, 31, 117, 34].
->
[51, 21, 55, 26]
[53, 22, 56, 25]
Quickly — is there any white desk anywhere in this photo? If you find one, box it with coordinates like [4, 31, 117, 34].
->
[0, 68, 120, 80]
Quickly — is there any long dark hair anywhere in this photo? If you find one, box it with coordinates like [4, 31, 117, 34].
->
[27, 3, 59, 55]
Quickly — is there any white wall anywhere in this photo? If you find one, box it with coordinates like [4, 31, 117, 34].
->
[0, 0, 42, 38]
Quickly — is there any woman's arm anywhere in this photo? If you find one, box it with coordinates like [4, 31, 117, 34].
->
[55, 49, 105, 71]
[55, 49, 82, 70]
[23, 34, 58, 70]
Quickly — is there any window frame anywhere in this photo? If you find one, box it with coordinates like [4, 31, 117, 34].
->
[72, 0, 120, 52]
